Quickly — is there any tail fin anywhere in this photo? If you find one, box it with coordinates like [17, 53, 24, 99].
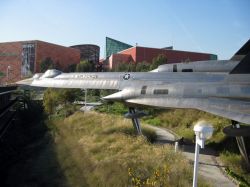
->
[230, 52, 250, 74]
[230, 39, 250, 61]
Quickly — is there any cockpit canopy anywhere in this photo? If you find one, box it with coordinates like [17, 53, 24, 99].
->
[41, 69, 62, 78]
[32, 73, 43, 79]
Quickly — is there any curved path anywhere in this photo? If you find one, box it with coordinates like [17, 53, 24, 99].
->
[148, 125, 236, 187]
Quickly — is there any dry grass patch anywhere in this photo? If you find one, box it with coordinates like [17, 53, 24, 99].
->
[49, 111, 210, 187]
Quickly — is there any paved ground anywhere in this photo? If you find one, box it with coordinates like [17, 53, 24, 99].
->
[148, 125, 236, 187]
[80, 105, 95, 111]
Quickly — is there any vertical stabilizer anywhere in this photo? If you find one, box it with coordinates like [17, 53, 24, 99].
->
[230, 52, 250, 74]
[230, 39, 250, 61]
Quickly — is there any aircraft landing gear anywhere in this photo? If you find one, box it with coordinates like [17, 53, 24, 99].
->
[231, 120, 250, 170]
[126, 107, 143, 135]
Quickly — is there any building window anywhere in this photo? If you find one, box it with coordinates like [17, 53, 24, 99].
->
[105, 37, 132, 58]
[141, 86, 147, 94]
[153, 89, 169, 95]
[22, 43, 35, 77]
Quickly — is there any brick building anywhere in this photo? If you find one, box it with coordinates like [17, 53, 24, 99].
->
[108, 46, 217, 69]
[70, 44, 100, 64]
[0, 40, 80, 83]
[104, 37, 217, 70]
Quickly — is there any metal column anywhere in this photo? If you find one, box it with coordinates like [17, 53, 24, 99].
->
[129, 107, 142, 135]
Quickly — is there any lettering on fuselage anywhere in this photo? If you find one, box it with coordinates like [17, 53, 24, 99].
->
[74, 75, 98, 79]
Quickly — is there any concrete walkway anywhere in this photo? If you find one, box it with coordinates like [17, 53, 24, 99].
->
[148, 125, 236, 187]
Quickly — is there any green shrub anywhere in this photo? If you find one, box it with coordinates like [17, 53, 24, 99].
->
[144, 118, 162, 126]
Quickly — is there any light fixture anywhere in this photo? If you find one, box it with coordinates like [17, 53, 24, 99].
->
[192, 120, 214, 187]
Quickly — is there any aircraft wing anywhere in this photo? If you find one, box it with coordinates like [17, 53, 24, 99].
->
[126, 97, 250, 124]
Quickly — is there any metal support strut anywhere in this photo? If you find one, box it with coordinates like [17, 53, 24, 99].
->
[129, 107, 142, 135]
[232, 120, 250, 169]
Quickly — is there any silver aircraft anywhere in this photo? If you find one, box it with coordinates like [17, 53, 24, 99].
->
[17, 41, 250, 166]
[152, 39, 250, 73]
[16, 40, 250, 130]
[17, 50, 250, 127]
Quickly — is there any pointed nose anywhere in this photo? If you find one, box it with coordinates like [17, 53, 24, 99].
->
[102, 91, 123, 101]
[16, 78, 34, 86]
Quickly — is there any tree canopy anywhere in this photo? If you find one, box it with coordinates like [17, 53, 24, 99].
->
[112, 55, 167, 72]
[40, 57, 54, 73]
[76, 60, 94, 72]
[43, 88, 82, 115]
[150, 54, 168, 70]
[0, 71, 4, 77]
[136, 61, 151, 72]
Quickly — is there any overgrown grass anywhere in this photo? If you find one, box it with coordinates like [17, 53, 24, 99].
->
[95, 101, 128, 115]
[48, 111, 209, 186]
[142, 109, 230, 143]
[4, 100, 213, 186]
[95, 103, 250, 185]
[144, 109, 250, 184]
[95, 104, 230, 144]
[220, 151, 250, 186]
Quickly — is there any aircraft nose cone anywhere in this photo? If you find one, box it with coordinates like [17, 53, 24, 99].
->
[16, 78, 34, 86]
[102, 91, 123, 101]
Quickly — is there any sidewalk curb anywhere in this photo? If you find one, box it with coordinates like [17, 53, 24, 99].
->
[213, 156, 239, 186]
[147, 124, 237, 187]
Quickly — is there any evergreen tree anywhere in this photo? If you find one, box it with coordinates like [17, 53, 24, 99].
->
[76, 60, 94, 72]
[150, 54, 168, 70]
[40, 57, 54, 72]
[136, 61, 151, 72]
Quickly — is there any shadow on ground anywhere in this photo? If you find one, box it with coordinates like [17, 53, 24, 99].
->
[180, 144, 219, 156]
[0, 102, 86, 187]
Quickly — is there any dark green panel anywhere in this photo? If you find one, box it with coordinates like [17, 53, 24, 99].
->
[105, 37, 132, 58]
[210, 54, 218, 60]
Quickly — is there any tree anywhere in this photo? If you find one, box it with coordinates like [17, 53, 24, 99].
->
[40, 57, 54, 73]
[127, 62, 137, 72]
[76, 60, 94, 72]
[43, 88, 58, 115]
[54, 60, 62, 70]
[57, 89, 79, 105]
[113, 62, 129, 72]
[43, 88, 82, 115]
[0, 71, 4, 77]
[150, 54, 167, 70]
[136, 61, 151, 72]
[67, 64, 77, 72]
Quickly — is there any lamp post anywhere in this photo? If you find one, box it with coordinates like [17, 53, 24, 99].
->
[84, 89, 87, 110]
[7, 65, 11, 84]
[193, 121, 214, 187]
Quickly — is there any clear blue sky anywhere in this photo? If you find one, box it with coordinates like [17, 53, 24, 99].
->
[0, 0, 249, 59]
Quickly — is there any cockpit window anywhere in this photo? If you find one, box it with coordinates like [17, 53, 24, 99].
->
[141, 86, 147, 94]
[41, 69, 62, 78]
[153, 89, 169, 95]
[173, 64, 177, 72]
[182, 69, 193, 72]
